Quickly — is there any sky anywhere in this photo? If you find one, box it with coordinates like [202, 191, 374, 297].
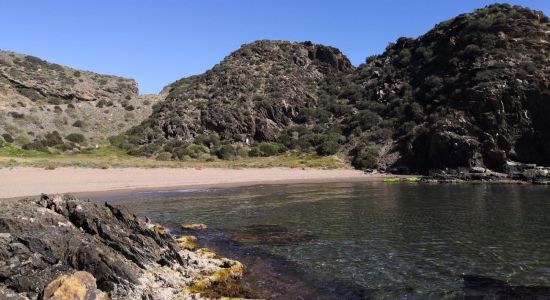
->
[1, 1, 549, 94]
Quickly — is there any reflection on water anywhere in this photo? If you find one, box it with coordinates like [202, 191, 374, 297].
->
[94, 182, 550, 299]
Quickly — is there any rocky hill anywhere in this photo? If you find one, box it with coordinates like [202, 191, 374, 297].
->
[114, 40, 354, 158]
[3, 4, 550, 180]
[0, 51, 160, 151]
[345, 3, 550, 175]
[117, 4, 550, 180]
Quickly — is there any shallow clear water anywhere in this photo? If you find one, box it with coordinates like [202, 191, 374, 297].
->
[96, 182, 550, 299]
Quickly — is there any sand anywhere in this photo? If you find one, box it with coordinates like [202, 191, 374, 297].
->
[0, 167, 389, 199]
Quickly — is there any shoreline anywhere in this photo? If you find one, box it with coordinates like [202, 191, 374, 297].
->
[0, 167, 397, 199]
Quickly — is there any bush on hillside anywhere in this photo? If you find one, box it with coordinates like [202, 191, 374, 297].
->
[185, 144, 210, 159]
[43, 131, 63, 147]
[352, 145, 380, 169]
[156, 151, 172, 161]
[216, 144, 237, 160]
[248, 142, 287, 157]
[65, 133, 86, 144]
[2, 133, 14, 144]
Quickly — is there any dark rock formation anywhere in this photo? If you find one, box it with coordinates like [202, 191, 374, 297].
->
[0, 194, 245, 299]
[349, 4, 550, 174]
[463, 275, 550, 299]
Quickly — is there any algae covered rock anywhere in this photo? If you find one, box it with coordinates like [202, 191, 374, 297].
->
[0, 194, 248, 299]
[42, 271, 103, 300]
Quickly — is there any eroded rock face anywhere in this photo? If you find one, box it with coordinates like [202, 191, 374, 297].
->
[0, 195, 246, 300]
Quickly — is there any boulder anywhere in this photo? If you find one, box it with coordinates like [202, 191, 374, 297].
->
[43, 271, 102, 300]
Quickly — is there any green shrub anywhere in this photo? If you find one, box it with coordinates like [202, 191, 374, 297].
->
[72, 120, 84, 127]
[315, 133, 343, 156]
[22, 140, 49, 152]
[194, 134, 220, 148]
[17, 87, 43, 101]
[127, 144, 160, 157]
[2, 133, 14, 143]
[316, 140, 340, 156]
[258, 142, 286, 156]
[43, 131, 63, 147]
[109, 134, 133, 150]
[216, 144, 237, 160]
[352, 145, 380, 169]
[9, 112, 25, 119]
[156, 151, 172, 161]
[96, 99, 107, 108]
[65, 133, 86, 144]
[185, 144, 209, 159]
[55, 143, 74, 152]
[248, 147, 261, 157]
[354, 110, 382, 129]
[236, 147, 249, 158]
[248, 142, 287, 157]
[14, 134, 31, 146]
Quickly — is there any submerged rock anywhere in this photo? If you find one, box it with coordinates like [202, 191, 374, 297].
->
[463, 275, 550, 299]
[0, 194, 248, 300]
[181, 223, 208, 230]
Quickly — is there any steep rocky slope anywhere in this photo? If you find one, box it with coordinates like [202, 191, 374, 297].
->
[346, 3, 550, 173]
[0, 51, 160, 151]
[116, 40, 353, 157]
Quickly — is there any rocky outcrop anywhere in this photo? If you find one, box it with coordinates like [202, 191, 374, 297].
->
[0, 51, 137, 103]
[0, 195, 247, 300]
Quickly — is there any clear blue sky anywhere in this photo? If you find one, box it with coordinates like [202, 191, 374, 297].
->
[1, 1, 548, 94]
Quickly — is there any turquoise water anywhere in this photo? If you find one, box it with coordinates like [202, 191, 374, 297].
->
[98, 182, 550, 299]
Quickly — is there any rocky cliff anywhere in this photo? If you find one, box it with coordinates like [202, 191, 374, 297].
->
[0, 51, 160, 151]
[348, 3, 550, 174]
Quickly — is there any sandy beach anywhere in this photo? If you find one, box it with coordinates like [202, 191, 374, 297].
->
[0, 167, 390, 199]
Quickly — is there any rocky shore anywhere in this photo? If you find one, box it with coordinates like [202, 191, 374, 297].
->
[0, 194, 248, 300]
[420, 162, 550, 185]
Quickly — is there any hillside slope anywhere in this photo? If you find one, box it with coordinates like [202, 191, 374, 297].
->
[115, 40, 354, 158]
[0, 51, 160, 151]
[119, 4, 550, 177]
[3, 4, 550, 179]
[346, 3, 550, 173]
